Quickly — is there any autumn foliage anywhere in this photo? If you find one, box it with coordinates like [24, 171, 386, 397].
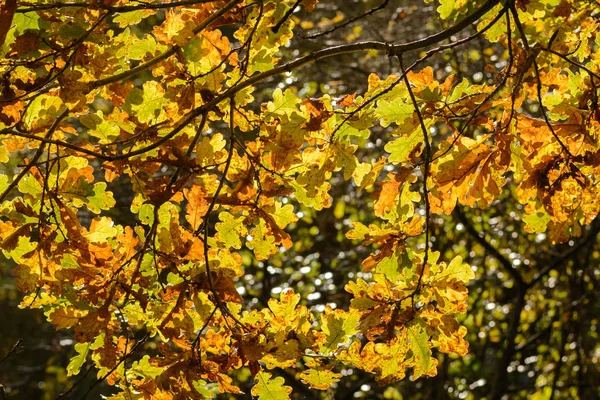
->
[1, 0, 600, 398]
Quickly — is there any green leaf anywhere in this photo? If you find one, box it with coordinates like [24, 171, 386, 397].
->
[299, 367, 342, 390]
[247, 219, 277, 260]
[22, 94, 64, 130]
[121, 33, 163, 61]
[129, 81, 169, 124]
[0, 143, 8, 163]
[375, 98, 414, 128]
[437, 0, 469, 20]
[437, 0, 454, 20]
[266, 88, 302, 119]
[523, 211, 551, 234]
[84, 217, 119, 243]
[113, 10, 155, 28]
[192, 380, 216, 398]
[431, 255, 474, 284]
[385, 128, 423, 164]
[249, 48, 275, 74]
[196, 133, 226, 166]
[251, 371, 292, 400]
[0, 175, 9, 195]
[407, 323, 437, 379]
[2, 13, 40, 53]
[80, 111, 120, 144]
[269, 202, 297, 228]
[215, 212, 247, 250]
[67, 343, 89, 376]
[129, 355, 165, 379]
[8, 236, 36, 263]
[377, 251, 402, 282]
[320, 309, 359, 353]
[87, 183, 116, 214]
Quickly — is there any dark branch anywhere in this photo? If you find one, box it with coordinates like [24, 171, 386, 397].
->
[529, 214, 600, 287]
[17, 0, 221, 13]
[454, 206, 526, 288]
[272, 0, 302, 33]
[302, 0, 391, 39]
[0, 339, 22, 366]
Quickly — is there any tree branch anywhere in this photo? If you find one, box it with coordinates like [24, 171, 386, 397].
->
[17, 0, 221, 13]
[302, 0, 391, 39]
[89, 0, 501, 92]
[0, 339, 22, 366]
[529, 214, 600, 287]
[89, 0, 242, 89]
[490, 288, 526, 400]
[454, 206, 526, 288]
[0, 108, 69, 203]
[11, 0, 504, 164]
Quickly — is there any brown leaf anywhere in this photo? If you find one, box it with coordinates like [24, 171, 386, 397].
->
[14, 264, 38, 293]
[301, 0, 319, 12]
[1, 222, 33, 251]
[10, 30, 40, 54]
[0, 0, 16, 47]
[301, 98, 332, 131]
[74, 311, 108, 343]
[49, 307, 81, 330]
[194, 272, 242, 303]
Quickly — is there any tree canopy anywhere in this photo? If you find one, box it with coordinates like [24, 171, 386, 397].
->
[1, 0, 600, 398]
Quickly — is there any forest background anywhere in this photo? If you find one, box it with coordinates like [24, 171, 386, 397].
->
[1, 0, 600, 399]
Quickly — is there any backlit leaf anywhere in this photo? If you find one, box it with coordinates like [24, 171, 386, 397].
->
[251, 371, 292, 400]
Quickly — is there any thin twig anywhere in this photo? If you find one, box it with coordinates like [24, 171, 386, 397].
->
[399, 55, 431, 302]
[90, 0, 242, 89]
[169, 111, 208, 185]
[509, 5, 571, 156]
[330, 4, 507, 142]
[0, 339, 22, 366]
[53, 364, 95, 400]
[0, 108, 69, 202]
[4, 1, 505, 165]
[454, 206, 525, 287]
[75, 334, 150, 400]
[302, 0, 390, 39]
[272, 0, 302, 33]
[195, 99, 246, 329]
[541, 47, 600, 81]
[1, 12, 110, 103]
[529, 214, 600, 287]
[17, 0, 220, 13]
